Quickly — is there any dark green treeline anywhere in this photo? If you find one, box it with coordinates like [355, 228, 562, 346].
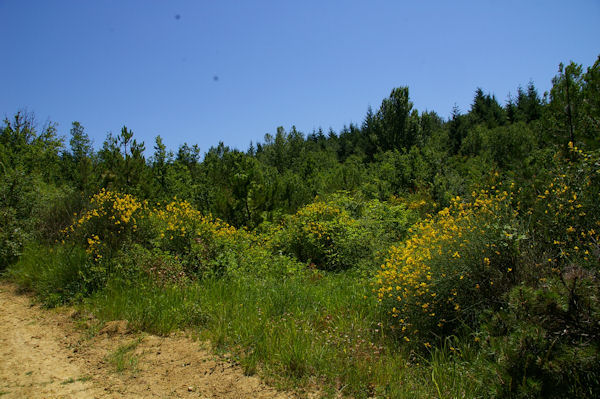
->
[1, 57, 599, 262]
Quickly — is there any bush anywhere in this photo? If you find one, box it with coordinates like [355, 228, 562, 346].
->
[268, 193, 416, 271]
[111, 244, 188, 286]
[64, 189, 147, 261]
[0, 207, 29, 269]
[31, 183, 83, 243]
[148, 199, 242, 277]
[474, 145, 600, 398]
[481, 281, 600, 398]
[268, 199, 364, 270]
[374, 189, 524, 346]
[529, 144, 600, 273]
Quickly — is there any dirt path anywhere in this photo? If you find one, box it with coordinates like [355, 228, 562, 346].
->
[0, 282, 296, 398]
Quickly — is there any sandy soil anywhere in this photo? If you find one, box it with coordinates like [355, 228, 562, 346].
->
[0, 282, 296, 399]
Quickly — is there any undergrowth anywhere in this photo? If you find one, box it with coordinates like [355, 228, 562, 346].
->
[5, 146, 599, 398]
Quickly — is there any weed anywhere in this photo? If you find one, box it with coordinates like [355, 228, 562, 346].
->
[106, 337, 143, 373]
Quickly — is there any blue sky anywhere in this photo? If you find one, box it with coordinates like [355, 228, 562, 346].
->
[1, 0, 599, 155]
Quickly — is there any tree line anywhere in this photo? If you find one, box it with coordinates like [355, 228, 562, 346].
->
[1, 57, 599, 237]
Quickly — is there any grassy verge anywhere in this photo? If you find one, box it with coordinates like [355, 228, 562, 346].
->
[4, 241, 492, 398]
[6, 243, 90, 307]
[86, 269, 486, 398]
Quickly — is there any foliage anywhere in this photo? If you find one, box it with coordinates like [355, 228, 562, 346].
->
[64, 189, 147, 262]
[268, 193, 416, 271]
[481, 282, 600, 398]
[375, 189, 523, 345]
[0, 206, 29, 269]
[530, 143, 600, 273]
[148, 198, 240, 276]
[3, 55, 600, 398]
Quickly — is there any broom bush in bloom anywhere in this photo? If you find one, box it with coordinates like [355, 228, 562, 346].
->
[475, 146, 600, 397]
[270, 200, 360, 270]
[148, 198, 249, 277]
[63, 190, 300, 283]
[63, 189, 147, 261]
[374, 189, 524, 345]
[531, 143, 600, 272]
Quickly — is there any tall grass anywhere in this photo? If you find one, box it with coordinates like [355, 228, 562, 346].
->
[88, 269, 485, 398]
[6, 243, 89, 306]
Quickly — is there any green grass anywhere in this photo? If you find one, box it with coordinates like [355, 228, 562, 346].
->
[106, 338, 143, 373]
[60, 376, 91, 385]
[6, 243, 90, 306]
[87, 269, 485, 398]
[5, 242, 489, 397]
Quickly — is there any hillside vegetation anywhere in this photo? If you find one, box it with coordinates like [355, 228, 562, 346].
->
[2, 57, 600, 398]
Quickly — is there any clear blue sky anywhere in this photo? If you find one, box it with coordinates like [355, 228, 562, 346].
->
[1, 0, 599, 155]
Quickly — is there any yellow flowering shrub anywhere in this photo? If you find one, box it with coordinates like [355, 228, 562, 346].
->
[64, 189, 147, 261]
[531, 143, 600, 272]
[374, 189, 522, 344]
[148, 199, 244, 276]
[64, 190, 298, 280]
[273, 201, 358, 270]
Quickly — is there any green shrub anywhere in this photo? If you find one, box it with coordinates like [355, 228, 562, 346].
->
[31, 184, 84, 243]
[268, 193, 416, 271]
[267, 199, 364, 270]
[481, 281, 600, 398]
[0, 207, 29, 269]
[374, 189, 524, 346]
[529, 144, 600, 274]
[111, 244, 187, 286]
[64, 189, 146, 261]
[147, 198, 272, 278]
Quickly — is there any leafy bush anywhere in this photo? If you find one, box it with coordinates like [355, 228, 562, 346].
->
[472, 144, 600, 398]
[268, 200, 364, 270]
[268, 193, 416, 271]
[31, 183, 83, 243]
[530, 144, 600, 273]
[374, 189, 523, 346]
[111, 244, 188, 286]
[64, 189, 147, 261]
[0, 207, 29, 269]
[0, 167, 78, 269]
[148, 199, 243, 277]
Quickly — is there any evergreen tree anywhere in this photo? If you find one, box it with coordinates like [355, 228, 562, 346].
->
[547, 62, 585, 145]
[377, 87, 414, 151]
[469, 88, 505, 128]
[68, 121, 93, 192]
[582, 56, 600, 142]
[448, 105, 468, 154]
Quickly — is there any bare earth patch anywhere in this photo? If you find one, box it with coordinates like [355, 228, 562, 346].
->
[0, 282, 296, 398]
